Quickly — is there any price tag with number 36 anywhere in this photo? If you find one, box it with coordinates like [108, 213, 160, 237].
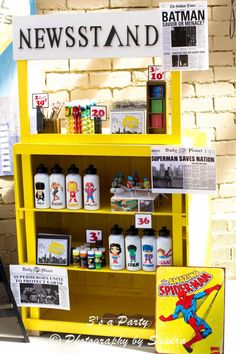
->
[135, 213, 152, 229]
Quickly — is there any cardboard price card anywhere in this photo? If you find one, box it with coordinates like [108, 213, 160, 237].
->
[155, 266, 225, 354]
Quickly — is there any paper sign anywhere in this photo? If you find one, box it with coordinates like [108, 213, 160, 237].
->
[160, 2, 209, 71]
[90, 106, 107, 121]
[135, 213, 152, 228]
[86, 229, 103, 243]
[148, 65, 165, 81]
[32, 93, 49, 108]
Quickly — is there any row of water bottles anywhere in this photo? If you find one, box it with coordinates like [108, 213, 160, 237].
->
[109, 224, 172, 271]
[34, 163, 100, 210]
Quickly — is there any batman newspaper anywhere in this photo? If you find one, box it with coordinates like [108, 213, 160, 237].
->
[160, 1, 208, 71]
[151, 146, 216, 194]
[10, 265, 70, 310]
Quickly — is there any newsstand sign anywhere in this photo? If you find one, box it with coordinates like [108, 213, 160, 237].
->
[13, 10, 162, 60]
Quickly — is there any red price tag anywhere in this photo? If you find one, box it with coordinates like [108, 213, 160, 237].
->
[90, 106, 107, 121]
[32, 93, 49, 108]
[86, 229, 103, 243]
[135, 214, 152, 229]
[148, 65, 165, 81]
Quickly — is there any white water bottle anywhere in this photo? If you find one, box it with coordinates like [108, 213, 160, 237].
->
[125, 225, 141, 271]
[141, 229, 157, 271]
[109, 224, 125, 270]
[49, 164, 65, 209]
[66, 164, 82, 210]
[34, 164, 50, 209]
[156, 226, 172, 266]
[83, 164, 100, 210]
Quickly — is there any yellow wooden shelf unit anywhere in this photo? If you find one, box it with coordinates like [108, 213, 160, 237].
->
[13, 58, 211, 339]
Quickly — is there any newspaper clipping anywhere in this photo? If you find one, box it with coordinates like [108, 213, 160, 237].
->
[10, 265, 70, 310]
[160, 1, 208, 71]
[151, 146, 216, 194]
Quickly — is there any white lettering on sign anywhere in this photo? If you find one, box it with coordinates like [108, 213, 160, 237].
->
[13, 10, 162, 60]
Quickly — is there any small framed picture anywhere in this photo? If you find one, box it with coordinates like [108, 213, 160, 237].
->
[36, 233, 71, 266]
[110, 110, 146, 134]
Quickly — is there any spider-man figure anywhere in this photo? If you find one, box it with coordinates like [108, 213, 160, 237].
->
[159, 284, 221, 353]
[84, 182, 97, 204]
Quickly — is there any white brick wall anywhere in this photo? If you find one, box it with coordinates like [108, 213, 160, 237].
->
[37, 0, 67, 10]
[113, 58, 153, 70]
[209, 52, 234, 66]
[110, 0, 152, 7]
[46, 73, 89, 91]
[70, 88, 112, 102]
[196, 113, 235, 128]
[214, 67, 236, 81]
[68, 0, 109, 9]
[90, 72, 131, 88]
[195, 83, 234, 97]
[70, 59, 112, 71]
[182, 70, 214, 83]
[183, 98, 213, 112]
[2, 0, 233, 276]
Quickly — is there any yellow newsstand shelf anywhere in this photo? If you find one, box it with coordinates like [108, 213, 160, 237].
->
[18, 206, 186, 216]
[24, 319, 155, 339]
[14, 58, 211, 338]
[24, 283, 156, 339]
[21, 262, 155, 275]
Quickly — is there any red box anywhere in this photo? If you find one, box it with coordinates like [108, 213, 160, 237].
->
[150, 114, 163, 128]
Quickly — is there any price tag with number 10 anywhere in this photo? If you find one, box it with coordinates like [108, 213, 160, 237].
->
[135, 213, 152, 229]
[148, 65, 165, 81]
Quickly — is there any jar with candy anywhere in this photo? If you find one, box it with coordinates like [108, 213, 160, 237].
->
[87, 250, 95, 270]
[80, 249, 88, 269]
[95, 250, 102, 270]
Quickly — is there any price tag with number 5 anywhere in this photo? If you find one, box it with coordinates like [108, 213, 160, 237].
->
[135, 213, 152, 229]
[86, 229, 102, 243]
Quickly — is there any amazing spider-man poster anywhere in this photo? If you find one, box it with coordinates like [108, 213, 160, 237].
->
[156, 266, 225, 354]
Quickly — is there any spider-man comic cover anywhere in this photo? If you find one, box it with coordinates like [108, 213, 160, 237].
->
[155, 267, 225, 354]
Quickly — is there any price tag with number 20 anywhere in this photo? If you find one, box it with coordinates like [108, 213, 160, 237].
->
[135, 213, 152, 229]
[90, 106, 107, 121]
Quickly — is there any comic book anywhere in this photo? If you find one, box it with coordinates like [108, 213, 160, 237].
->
[156, 266, 225, 354]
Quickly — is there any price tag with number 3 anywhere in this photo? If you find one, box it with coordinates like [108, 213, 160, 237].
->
[148, 65, 165, 81]
[86, 229, 102, 243]
[135, 213, 152, 229]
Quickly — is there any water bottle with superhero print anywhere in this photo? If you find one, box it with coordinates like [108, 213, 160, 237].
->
[109, 224, 125, 270]
[156, 226, 172, 266]
[34, 164, 50, 209]
[49, 164, 65, 209]
[66, 164, 82, 210]
[83, 164, 100, 210]
[141, 228, 157, 272]
[125, 225, 141, 271]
